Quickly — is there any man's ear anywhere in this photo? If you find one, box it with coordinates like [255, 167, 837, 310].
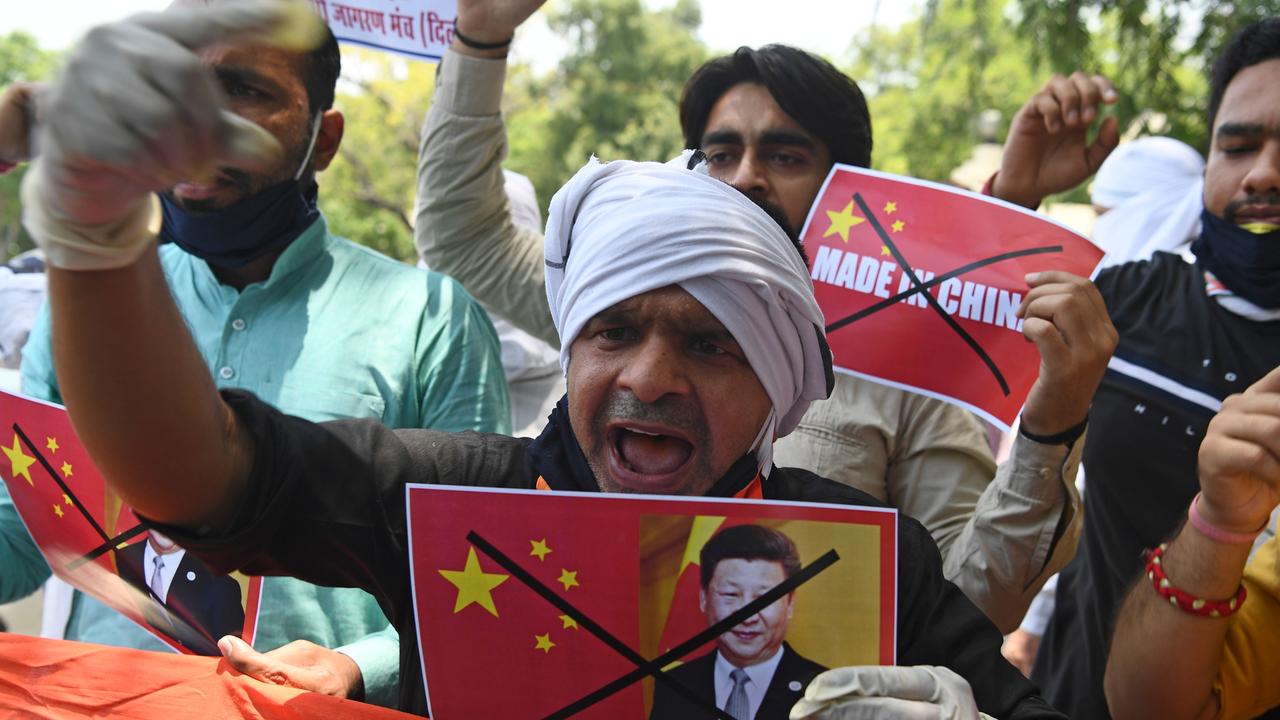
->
[311, 109, 344, 172]
[699, 588, 708, 614]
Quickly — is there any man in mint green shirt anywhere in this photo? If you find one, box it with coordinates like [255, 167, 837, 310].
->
[0, 16, 508, 707]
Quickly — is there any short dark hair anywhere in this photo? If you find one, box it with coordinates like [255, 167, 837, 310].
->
[301, 26, 341, 115]
[1209, 18, 1280, 132]
[680, 45, 872, 169]
[699, 524, 801, 588]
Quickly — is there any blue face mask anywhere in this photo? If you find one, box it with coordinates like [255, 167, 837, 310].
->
[159, 116, 323, 269]
[1191, 209, 1280, 309]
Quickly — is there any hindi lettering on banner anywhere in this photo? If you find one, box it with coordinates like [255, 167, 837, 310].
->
[309, 0, 457, 61]
[799, 165, 1105, 429]
[0, 390, 263, 655]
[408, 486, 897, 719]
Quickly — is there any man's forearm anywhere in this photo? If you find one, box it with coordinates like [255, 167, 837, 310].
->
[1105, 524, 1251, 720]
[48, 249, 250, 529]
[942, 433, 1080, 633]
[415, 49, 557, 347]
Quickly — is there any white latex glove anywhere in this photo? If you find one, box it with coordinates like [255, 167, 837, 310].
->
[20, 0, 325, 270]
[790, 666, 990, 720]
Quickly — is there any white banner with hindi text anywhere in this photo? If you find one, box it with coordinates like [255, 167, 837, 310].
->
[311, 0, 457, 61]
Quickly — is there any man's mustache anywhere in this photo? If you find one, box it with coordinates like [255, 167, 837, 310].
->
[598, 392, 705, 439]
[1223, 194, 1280, 222]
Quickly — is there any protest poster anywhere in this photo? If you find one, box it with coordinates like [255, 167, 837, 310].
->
[799, 164, 1105, 429]
[0, 390, 262, 655]
[310, 0, 457, 61]
[407, 486, 897, 719]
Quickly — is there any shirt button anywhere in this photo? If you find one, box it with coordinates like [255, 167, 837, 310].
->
[219, 366, 235, 380]
[231, 318, 247, 331]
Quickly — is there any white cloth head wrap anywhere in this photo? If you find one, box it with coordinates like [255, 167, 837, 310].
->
[544, 153, 833, 475]
[1090, 137, 1205, 268]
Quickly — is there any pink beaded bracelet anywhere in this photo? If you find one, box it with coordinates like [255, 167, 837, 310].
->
[1188, 492, 1267, 545]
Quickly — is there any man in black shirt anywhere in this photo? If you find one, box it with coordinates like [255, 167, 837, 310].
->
[15, 2, 1116, 718]
[988, 20, 1280, 718]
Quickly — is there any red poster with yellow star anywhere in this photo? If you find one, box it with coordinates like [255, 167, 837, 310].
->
[0, 390, 262, 655]
[407, 485, 897, 719]
[798, 165, 1105, 429]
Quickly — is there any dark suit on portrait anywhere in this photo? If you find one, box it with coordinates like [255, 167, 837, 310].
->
[649, 643, 826, 720]
[116, 540, 245, 652]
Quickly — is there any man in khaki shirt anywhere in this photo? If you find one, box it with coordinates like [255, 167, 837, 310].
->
[416, 0, 1118, 633]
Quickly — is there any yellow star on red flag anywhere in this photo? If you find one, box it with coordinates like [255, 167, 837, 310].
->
[884, 201, 898, 214]
[62, 494, 73, 506]
[61, 462, 73, 478]
[3, 435, 35, 486]
[823, 201, 865, 243]
[880, 245, 892, 257]
[52, 504, 64, 518]
[46, 437, 59, 453]
[530, 538, 552, 561]
[438, 547, 509, 617]
[558, 569, 579, 591]
[892, 220, 906, 233]
[534, 633, 556, 653]
[559, 614, 579, 630]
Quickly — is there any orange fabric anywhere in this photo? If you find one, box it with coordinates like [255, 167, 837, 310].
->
[734, 475, 764, 499]
[0, 634, 422, 719]
[535, 476, 551, 491]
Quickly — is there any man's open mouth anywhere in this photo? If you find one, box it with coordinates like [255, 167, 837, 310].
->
[607, 424, 695, 482]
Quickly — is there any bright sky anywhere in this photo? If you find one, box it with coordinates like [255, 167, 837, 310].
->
[3, 0, 917, 68]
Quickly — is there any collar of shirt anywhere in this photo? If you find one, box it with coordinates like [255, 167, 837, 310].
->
[713, 645, 786, 716]
[184, 215, 329, 294]
[1203, 269, 1280, 322]
[142, 543, 187, 604]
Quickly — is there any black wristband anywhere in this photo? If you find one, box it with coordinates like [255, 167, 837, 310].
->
[1018, 415, 1089, 447]
[454, 28, 513, 50]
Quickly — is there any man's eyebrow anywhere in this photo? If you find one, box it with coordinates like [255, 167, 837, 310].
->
[759, 129, 816, 150]
[1216, 122, 1269, 139]
[701, 130, 744, 147]
[691, 327, 737, 344]
[214, 65, 280, 91]
[586, 306, 635, 326]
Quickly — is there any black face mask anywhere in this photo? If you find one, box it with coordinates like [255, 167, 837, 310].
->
[1191, 209, 1280, 309]
[159, 114, 323, 269]
[160, 180, 320, 269]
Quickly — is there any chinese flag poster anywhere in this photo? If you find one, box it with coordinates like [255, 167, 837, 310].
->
[408, 486, 897, 720]
[0, 390, 261, 655]
[799, 165, 1104, 428]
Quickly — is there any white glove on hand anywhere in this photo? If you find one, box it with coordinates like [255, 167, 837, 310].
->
[20, 0, 325, 270]
[790, 665, 990, 720]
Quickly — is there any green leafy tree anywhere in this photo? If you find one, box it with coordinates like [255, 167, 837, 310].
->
[318, 49, 434, 262]
[848, 1, 1042, 181]
[1012, 0, 1278, 151]
[505, 0, 709, 205]
[319, 0, 709, 260]
[0, 31, 58, 263]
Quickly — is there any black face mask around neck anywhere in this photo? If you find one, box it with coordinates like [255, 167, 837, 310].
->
[1191, 209, 1280, 309]
[160, 114, 324, 269]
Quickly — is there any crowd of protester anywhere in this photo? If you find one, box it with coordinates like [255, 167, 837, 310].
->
[0, 0, 1277, 718]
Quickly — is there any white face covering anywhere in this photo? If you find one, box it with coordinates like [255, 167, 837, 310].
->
[543, 152, 833, 476]
[1090, 136, 1206, 268]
